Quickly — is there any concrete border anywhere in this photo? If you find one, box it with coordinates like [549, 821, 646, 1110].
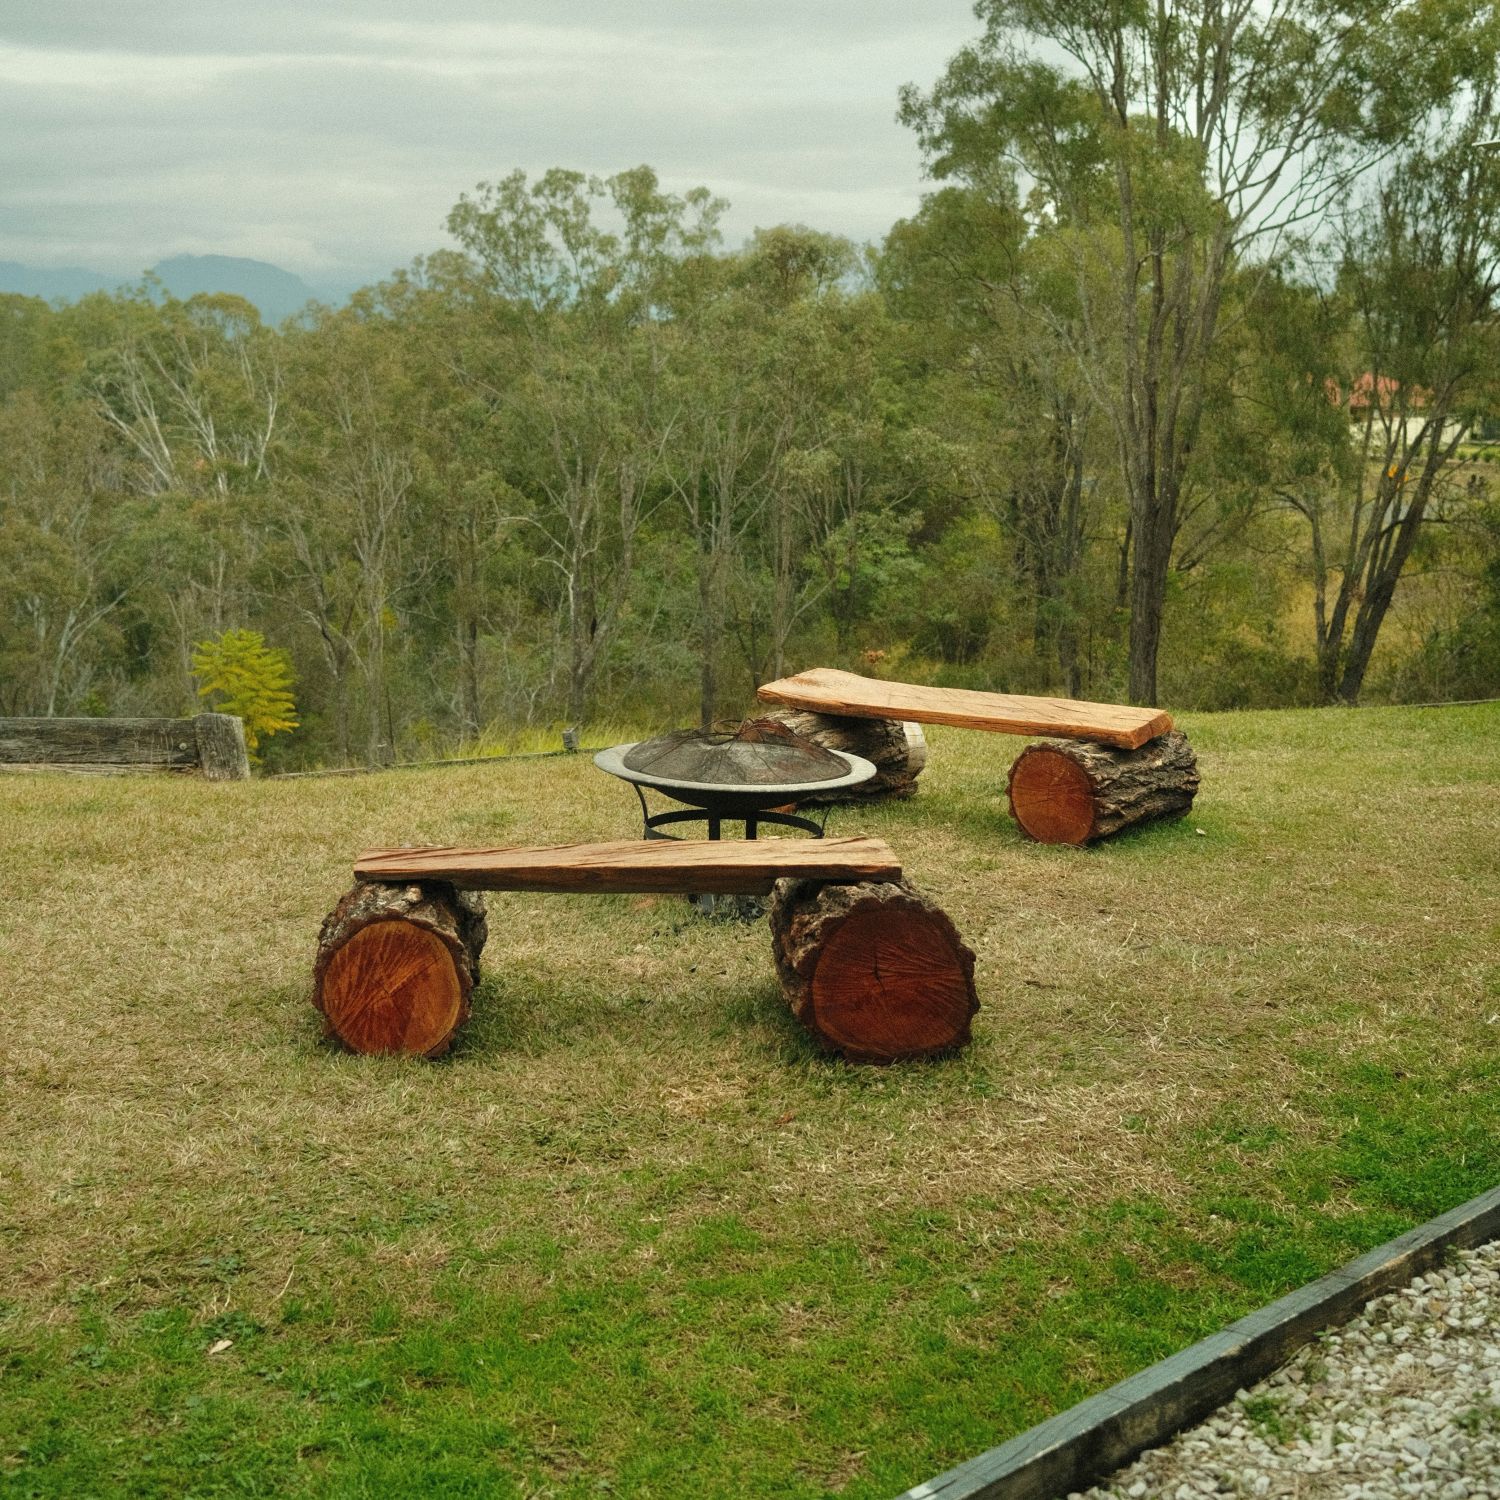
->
[896, 1183, 1500, 1500]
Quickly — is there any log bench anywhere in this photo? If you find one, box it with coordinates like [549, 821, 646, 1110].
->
[757, 667, 1199, 846]
[313, 837, 978, 1063]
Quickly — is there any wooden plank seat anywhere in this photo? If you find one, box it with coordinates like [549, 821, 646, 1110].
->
[756, 667, 1199, 846]
[313, 837, 978, 1064]
[757, 667, 1171, 749]
[353, 835, 902, 895]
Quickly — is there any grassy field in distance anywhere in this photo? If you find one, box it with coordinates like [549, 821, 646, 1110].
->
[1, 703, 1497, 1497]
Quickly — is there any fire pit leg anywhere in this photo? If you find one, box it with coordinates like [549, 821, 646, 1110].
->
[768, 877, 978, 1062]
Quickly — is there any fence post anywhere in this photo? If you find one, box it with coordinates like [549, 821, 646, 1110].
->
[194, 714, 251, 781]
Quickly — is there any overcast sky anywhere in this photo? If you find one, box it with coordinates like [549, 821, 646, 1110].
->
[1, 1, 980, 289]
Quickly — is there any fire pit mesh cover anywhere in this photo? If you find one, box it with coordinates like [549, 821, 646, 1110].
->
[621, 718, 849, 787]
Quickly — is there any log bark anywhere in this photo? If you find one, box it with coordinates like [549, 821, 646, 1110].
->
[768, 878, 978, 1062]
[760, 709, 928, 802]
[312, 881, 487, 1057]
[1006, 729, 1199, 846]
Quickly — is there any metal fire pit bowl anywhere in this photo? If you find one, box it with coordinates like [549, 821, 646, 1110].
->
[593, 720, 877, 840]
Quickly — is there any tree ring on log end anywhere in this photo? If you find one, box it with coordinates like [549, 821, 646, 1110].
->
[811, 906, 976, 1061]
[318, 918, 467, 1057]
[314, 881, 486, 1058]
[769, 878, 979, 1063]
[1008, 746, 1097, 845]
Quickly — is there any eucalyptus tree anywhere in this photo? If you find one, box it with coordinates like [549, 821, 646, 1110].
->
[0, 294, 60, 404]
[267, 311, 424, 765]
[772, 306, 926, 662]
[666, 327, 783, 727]
[1302, 105, 1500, 702]
[444, 166, 724, 723]
[702, 226, 939, 685]
[82, 290, 284, 694]
[882, 183, 1115, 694]
[357, 267, 532, 739]
[659, 228, 860, 725]
[89, 289, 281, 498]
[900, 0, 1490, 703]
[0, 392, 127, 714]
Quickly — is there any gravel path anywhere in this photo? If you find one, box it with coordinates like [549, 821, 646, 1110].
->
[1076, 1239, 1500, 1499]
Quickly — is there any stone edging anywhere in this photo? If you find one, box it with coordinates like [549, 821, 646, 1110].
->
[894, 1183, 1500, 1500]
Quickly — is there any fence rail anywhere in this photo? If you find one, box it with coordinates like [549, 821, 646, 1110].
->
[0, 714, 250, 781]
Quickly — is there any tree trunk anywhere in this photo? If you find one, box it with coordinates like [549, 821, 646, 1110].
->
[768, 877, 978, 1062]
[313, 880, 487, 1057]
[698, 549, 719, 730]
[1127, 500, 1174, 706]
[760, 708, 928, 802]
[1006, 729, 1198, 846]
[460, 614, 481, 738]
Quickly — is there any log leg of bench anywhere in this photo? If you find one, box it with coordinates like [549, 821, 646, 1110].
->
[312, 881, 487, 1057]
[760, 709, 927, 802]
[1006, 729, 1200, 846]
[768, 878, 978, 1062]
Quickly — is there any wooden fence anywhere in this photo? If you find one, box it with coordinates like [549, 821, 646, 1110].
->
[0, 714, 250, 781]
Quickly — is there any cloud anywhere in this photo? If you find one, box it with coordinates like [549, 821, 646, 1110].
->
[0, 1, 978, 284]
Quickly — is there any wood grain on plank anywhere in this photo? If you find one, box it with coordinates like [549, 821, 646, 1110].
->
[355, 836, 903, 896]
[757, 668, 1172, 749]
[0, 717, 201, 766]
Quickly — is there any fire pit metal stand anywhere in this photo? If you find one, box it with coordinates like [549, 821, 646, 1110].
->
[622, 780, 824, 840]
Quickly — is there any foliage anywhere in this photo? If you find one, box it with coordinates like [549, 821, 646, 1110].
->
[4, 10, 1500, 761]
[897, 0, 1500, 703]
[191, 627, 299, 758]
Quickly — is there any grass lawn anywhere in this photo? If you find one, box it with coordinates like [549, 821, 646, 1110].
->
[1, 703, 1497, 1498]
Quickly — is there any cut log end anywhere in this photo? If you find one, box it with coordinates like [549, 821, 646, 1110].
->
[1007, 729, 1200, 846]
[769, 878, 978, 1063]
[1006, 746, 1099, 845]
[313, 882, 487, 1057]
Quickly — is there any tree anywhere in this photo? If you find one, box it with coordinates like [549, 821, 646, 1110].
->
[192, 628, 298, 759]
[0, 393, 127, 714]
[89, 289, 281, 498]
[660, 229, 855, 724]
[1249, 92, 1500, 701]
[445, 166, 724, 723]
[882, 184, 1110, 694]
[1316, 123, 1500, 700]
[269, 312, 419, 766]
[900, 0, 1489, 702]
[83, 290, 283, 700]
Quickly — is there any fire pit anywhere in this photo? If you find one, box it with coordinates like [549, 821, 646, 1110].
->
[593, 719, 877, 840]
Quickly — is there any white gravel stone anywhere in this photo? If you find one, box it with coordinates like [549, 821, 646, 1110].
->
[1079, 1239, 1500, 1499]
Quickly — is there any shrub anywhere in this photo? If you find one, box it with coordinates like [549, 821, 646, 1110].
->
[191, 629, 299, 760]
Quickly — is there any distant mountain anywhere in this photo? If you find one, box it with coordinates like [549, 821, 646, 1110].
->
[0, 259, 119, 302]
[149, 255, 321, 323]
[0, 253, 339, 323]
